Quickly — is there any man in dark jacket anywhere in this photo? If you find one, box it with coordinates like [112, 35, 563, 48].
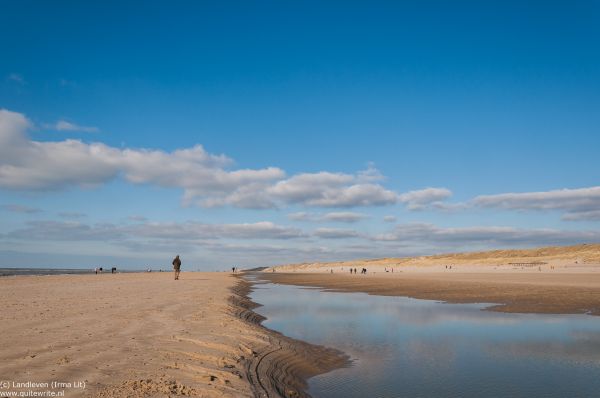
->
[172, 255, 181, 280]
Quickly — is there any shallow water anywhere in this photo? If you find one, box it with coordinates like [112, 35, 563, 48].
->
[249, 280, 600, 398]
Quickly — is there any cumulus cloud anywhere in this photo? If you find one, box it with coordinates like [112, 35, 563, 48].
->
[1, 204, 42, 214]
[288, 211, 367, 223]
[6, 221, 123, 241]
[128, 221, 306, 240]
[4, 220, 306, 243]
[322, 212, 367, 223]
[58, 211, 86, 219]
[0, 109, 398, 209]
[44, 120, 99, 133]
[0, 109, 121, 190]
[399, 187, 452, 210]
[373, 223, 600, 248]
[473, 187, 600, 221]
[383, 215, 397, 223]
[398, 186, 600, 220]
[267, 169, 398, 208]
[0, 109, 282, 205]
[313, 228, 360, 239]
[562, 210, 600, 221]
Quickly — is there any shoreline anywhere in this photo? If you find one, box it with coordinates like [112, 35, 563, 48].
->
[0, 272, 347, 398]
[230, 275, 349, 398]
[260, 271, 600, 316]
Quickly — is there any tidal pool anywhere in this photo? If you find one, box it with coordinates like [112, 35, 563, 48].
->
[249, 280, 600, 398]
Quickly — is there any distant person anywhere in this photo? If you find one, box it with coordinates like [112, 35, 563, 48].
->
[232, 266, 236, 274]
[172, 255, 181, 280]
[99, 267, 103, 273]
[354, 268, 357, 274]
[111, 267, 117, 274]
[94, 267, 98, 275]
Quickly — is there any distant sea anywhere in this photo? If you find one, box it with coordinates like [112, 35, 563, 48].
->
[0, 268, 141, 277]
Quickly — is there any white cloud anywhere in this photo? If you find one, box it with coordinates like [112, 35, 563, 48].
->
[321, 212, 367, 223]
[1, 204, 42, 214]
[3, 217, 598, 268]
[288, 211, 367, 223]
[45, 120, 100, 133]
[0, 109, 399, 210]
[267, 168, 398, 208]
[6, 221, 122, 241]
[562, 210, 600, 221]
[313, 227, 360, 239]
[128, 221, 306, 240]
[4, 220, 306, 242]
[58, 211, 86, 219]
[399, 187, 452, 210]
[473, 187, 600, 221]
[0, 109, 283, 205]
[373, 223, 600, 248]
[383, 215, 397, 223]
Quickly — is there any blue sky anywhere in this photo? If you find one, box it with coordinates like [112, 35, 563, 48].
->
[1, 1, 599, 269]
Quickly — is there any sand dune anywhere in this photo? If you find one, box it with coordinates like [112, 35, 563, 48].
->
[266, 243, 600, 272]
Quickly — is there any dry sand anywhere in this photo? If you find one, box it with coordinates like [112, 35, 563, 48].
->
[0, 272, 346, 398]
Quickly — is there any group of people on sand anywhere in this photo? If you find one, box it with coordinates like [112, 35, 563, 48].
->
[93, 256, 183, 279]
[94, 267, 117, 274]
[348, 268, 367, 274]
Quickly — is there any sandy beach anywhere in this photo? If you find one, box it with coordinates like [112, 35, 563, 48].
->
[0, 272, 345, 398]
[261, 270, 600, 316]
[261, 244, 600, 315]
[3, 244, 600, 398]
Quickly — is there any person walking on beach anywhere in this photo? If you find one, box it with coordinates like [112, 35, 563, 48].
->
[172, 255, 181, 280]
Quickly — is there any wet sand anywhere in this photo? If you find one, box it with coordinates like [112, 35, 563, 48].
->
[0, 272, 346, 397]
[260, 271, 600, 315]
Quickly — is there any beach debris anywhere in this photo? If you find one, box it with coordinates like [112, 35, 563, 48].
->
[56, 355, 70, 364]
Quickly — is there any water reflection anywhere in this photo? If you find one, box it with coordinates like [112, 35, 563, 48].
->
[250, 281, 600, 398]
